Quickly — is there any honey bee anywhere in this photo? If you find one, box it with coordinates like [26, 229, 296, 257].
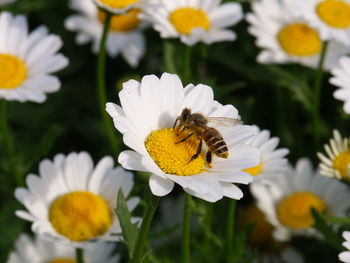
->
[173, 108, 242, 168]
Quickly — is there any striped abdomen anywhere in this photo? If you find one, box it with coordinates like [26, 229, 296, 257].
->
[203, 127, 229, 158]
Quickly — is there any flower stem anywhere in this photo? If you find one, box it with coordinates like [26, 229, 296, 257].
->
[312, 41, 329, 150]
[131, 194, 160, 263]
[182, 193, 192, 263]
[0, 100, 20, 185]
[76, 248, 84, 263]
[97, 11, 119, 156]
[226, 199, 236, 262]
[183, 46, 192, 84]
[163, 40, 177, 74]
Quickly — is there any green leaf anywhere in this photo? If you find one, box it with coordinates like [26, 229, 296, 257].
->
[115, 190, 139, 258]
[311, 208, 343, 251]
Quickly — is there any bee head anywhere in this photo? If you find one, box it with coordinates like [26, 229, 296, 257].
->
[181, 108, 192, 122]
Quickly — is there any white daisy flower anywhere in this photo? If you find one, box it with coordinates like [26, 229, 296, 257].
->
[141, 0, 243, 46]
[329, 56, 350, 114]
[244, 126, 289, 182]
[0, 12, 68, 103]
[7, 234, 120, 263]
[317, 129, 350, 180]
[93, 0, 150, 14]
[65, 0, 146, 67]
[106, 73, 260, 202]
[0, 0, 16, 7]
[340, 231, 350, 263]
[297, 0, 350, 46]
[251, 158, 350, 241]
[246, 0, 347, 70]
[14, 152, 139, 247]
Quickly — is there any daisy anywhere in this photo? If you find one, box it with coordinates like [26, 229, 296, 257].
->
[0, 12, 68, 103]
[7, 234, 120, 263]
[297, 0, 350, 46]
[14, 152, 139, 247]
[329, 56, 350, 114]
[106, 73, 260, 202]
[238, 205, 304, 263]
[65, 0, 146, 67]
[141, 0, 243, 46]
[243, 126, 289, 182]
[317, 129, 350, 180]
[246, 0, 347, 70]
[250, 158, 350, 241]
[93, 0, 149, 14]
[0, 0, 15, 6]
[340, 231, 350, 263]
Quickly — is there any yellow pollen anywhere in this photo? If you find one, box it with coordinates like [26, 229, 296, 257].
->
[333, 150, 350, 178]
[49, 259, 76, 263]
[277, 23, 322, 56]
[243, 162, 263, 176]
[317, 0, 350, 28]
[49, 191, 112, 242]
[0, 54, 27, 89]
[98, 9, 140, 32]
[238, 205, 274, 246]
[99, 0, 139, 9]
[145, 128, 205, 176]
[169, 8, 210, 35]
[277, 192, 327, 230]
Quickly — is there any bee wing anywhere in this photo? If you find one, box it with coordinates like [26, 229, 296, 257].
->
[207, 117, 242, 127]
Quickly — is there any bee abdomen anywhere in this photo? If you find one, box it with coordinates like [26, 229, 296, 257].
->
[210, 139, 229, 158]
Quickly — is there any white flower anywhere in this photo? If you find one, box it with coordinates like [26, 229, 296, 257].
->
[0, 12, 68, 103]
[329, 56, 350, 114]
[340, 231, 350, 263]
[246, 0, 347, 70]
[244, 126, 289, 182]
[296, 0, 350, 46]
[7, 234, 120, 263]
[141, 0, 243, 46]
[65, 0, 146, 67]
[251, 158, 350, 241]
[0, 0, 15, 7]
[318, 129, 350, 180]
[93, 0, 150, 14]
[14, 152, 139, 247]
[106, 73, 260, 202]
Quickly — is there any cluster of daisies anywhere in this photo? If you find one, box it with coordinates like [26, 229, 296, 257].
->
[1, 0, 350, 262]
[247, 0, 350, 114]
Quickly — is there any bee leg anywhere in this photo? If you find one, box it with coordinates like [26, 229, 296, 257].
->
[206, 151, 212, 168]
[175, 133, 193, 144]
[173, 117, 180, 129]
[188, 140, 203, 163]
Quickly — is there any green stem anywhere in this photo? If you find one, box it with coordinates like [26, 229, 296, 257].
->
[322, 215, 350, 225]
[0, 101, 20, 185]
[131, 194, 160, 263]
[163, 40, 177, 74]
[312, 41, 329, 150]
[97, 11, 119, 156]
[76, 248, 84, 263]
[183, 46, 192, 84]
[226, 199, 236, 262]
[182, 193, 192, 263]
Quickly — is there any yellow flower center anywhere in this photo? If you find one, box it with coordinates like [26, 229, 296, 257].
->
[0, 54, 27, 89]
[99, 0, 139, 9]
[333, 150, 350, 178]
[169, 8, 210, 35]
[49, 259, 76, 263]
[49, 191, 112, 242]
[238, 205, 274, 246]
[243, 162, 263, 176]
[317, 0, 350, 28]
[145, 128, 205, 176]
[277, 192, 327, 230]
[277, 23, 322, 56]
[98, 9, 140, 32]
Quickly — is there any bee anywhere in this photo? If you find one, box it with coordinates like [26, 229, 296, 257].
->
[173, 108, 242, 168]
